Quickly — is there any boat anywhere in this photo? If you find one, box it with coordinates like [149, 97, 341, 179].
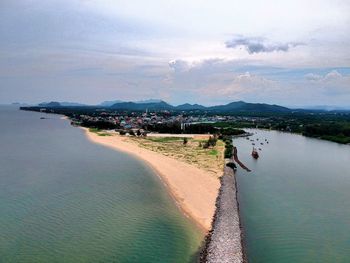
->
[252, 147, 259, 159]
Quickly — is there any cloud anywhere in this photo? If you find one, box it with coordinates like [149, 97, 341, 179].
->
[304, 70, 350, 95]
[225, 35, 303, 54]
[202, 72, 280, 99]
[168, 59, 193, 72]
[305, 70, 344, 82]
[305, 73, 322, 81]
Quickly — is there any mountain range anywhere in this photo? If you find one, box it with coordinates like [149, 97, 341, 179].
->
[109, 100, 290, 112]
[38, 100, 291, 113]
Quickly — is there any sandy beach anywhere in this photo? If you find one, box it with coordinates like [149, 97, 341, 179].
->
[82, 128, 220, 232]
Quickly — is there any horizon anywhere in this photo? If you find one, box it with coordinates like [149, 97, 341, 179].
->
[1, 1, 350, 107]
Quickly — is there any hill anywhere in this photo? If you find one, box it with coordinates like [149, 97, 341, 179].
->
[36, 99, 292, 113]
[208, 101, 290, 113]
[110, 101, 174, 111]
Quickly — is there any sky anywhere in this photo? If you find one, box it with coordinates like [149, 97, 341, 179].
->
[0, 0, 350, 107]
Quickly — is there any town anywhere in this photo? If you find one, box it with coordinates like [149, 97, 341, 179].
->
[20, 101, 350, 144]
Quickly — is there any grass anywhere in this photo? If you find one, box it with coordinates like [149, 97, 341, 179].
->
[89, 128, 111, 136]
[146, 137, 183, 143]
[127, 136, 225, 176]
[208, 149, 218, 156]
[89, 128, 101, 133]
[97, 133, 112, 137]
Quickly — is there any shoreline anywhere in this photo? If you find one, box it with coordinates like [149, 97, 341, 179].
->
[80, 127, 220, 232]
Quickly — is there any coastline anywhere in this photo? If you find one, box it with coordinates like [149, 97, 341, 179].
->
[81, 127, 220, 232]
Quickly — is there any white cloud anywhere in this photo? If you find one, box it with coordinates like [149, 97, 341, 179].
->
[305, 70, 350, 95]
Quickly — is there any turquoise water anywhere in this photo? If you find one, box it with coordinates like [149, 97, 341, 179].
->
[0, 106, 202, 263]
[234, 129, 350, 263]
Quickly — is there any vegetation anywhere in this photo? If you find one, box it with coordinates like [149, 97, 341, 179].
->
[147, 137, 181, 143]
[82, 119, 118, 129]
[127, 136, 225, 176]
[97, 133, 112, 137]
[89, 128, 111, 136]
[183, 137, 188, 145]
[213, 113, 350, 144]
[220, 135, 234, 159]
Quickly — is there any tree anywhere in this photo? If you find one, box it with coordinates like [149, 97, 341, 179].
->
[183, 137, 188, 145]
[207, 136, 217, 147]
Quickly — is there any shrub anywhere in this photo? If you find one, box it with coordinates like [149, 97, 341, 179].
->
[183, 137, 188, 145]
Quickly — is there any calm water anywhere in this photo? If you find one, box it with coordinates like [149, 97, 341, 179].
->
[234, 129, 350, 263]
[0, 106, 202, 263]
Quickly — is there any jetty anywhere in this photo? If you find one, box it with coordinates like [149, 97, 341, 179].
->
[233, 146, 251, 172]
[200, 161, 244, 263]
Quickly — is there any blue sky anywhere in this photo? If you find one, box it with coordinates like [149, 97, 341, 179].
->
[0, 0, 349, 107]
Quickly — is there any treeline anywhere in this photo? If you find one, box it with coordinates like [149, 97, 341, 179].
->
[146, 122, 182, 133]
[303, 123, 350, 144]
[214, 113, 350, 144]
[218, 135, 234, 158]
[146, 122, 246, 136]
[80, 119, 119, 130]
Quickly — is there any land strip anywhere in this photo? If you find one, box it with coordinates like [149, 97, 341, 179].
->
[200, 163, 244, 263]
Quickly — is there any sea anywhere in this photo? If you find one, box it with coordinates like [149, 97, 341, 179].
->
[0, 106, 202, 263]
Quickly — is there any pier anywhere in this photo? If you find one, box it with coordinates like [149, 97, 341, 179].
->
[233, 146, 251, 172]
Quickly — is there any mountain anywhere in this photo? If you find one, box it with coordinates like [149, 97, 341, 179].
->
[135, 99, 163, 104]
[99, 100, 124, 107]
[208, 101, 290, 113]
[38, 101, 61, 107]
[60, 102, 87, 107]
[110, 101, 174, 111]
[176, 103, 206, 111]
[109, 100, 290, 113]
[36, 99, 292, 113]
[99, 99, 162, 106]
[38, 101, 86, 107]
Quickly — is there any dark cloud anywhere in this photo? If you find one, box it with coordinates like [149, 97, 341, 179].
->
[225, 35, 302, 54]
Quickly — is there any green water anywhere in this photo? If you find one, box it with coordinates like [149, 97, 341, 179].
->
[0, 106, 202, 263]
[234, 129, 350, 263]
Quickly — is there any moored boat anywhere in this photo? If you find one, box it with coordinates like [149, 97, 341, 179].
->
[252, 147, 259, 159]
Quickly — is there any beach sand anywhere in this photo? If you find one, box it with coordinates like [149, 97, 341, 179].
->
[82, 128, 220, 232]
